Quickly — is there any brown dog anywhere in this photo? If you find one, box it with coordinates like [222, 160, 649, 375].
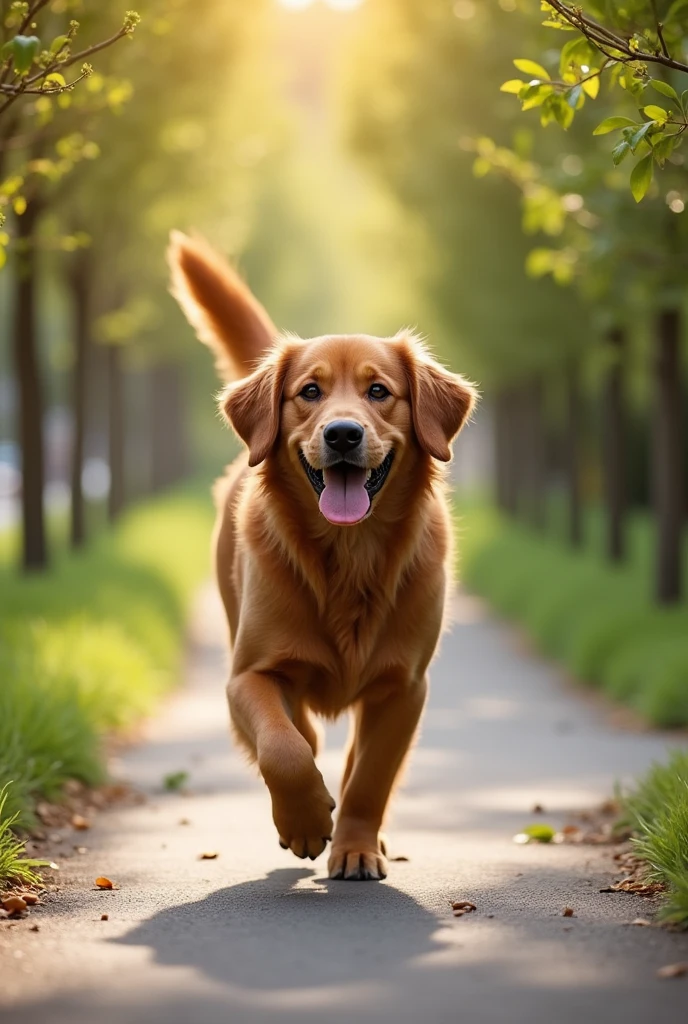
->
[168, 232, 477, 880]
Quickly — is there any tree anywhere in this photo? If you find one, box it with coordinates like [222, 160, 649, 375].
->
[1, 2, 138, 570]
[497, 0, 688, 601]
[505, 1, 688, 202]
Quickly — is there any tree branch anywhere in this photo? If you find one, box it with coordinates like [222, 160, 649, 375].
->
[545, 0, 688, 76]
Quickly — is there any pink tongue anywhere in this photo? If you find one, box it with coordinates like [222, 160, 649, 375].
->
[319, 467, 370, 525]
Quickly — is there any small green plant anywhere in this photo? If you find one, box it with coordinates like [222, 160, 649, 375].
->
[163, 771, 190, 793]
[0, 785, 48, 887]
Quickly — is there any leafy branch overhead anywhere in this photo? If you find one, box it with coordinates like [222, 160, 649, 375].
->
[0, 5, 139, 116]
[502, 1, 688, 201]
[0, 3, 140, 267]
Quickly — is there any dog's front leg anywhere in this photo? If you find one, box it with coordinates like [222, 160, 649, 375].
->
[227, 671, 335, 860]
[328, 677, 427, 881]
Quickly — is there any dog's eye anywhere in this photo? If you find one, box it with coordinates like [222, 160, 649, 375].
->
[368, 383, 390, 401]
[300, 383, 322, 401]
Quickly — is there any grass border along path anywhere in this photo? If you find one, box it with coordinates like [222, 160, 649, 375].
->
[622, 751, 688, 928]
[457, 502, 688, 728]
[0, 484, 214, 885]
[457, 500, 688, 928]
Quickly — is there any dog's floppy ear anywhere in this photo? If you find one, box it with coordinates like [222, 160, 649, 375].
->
[400, 336, 478, 462]
[221, 349, 289, 467]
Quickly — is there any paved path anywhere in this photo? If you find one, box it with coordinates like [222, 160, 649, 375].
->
[3, 585, 688, 1023]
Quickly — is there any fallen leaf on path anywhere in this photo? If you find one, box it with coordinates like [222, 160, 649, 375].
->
[30, 924, 39, 932]
[600, 879, 665, 896]
[628, 918, 652, 927]
[198, 852, 219, 860]
[17, 893, 39, 906]
[95, 877, 114, 890]
[562, 907, 575, 917]
[71, 814, 90, 831]
[513, 824, 556, 844]
[163, 771, 189, 792]
[657, 963, 688, 979]
[101, 914, 109, 921]
[2, 896, 27, 914]
[389, 856, 409, 862]
[452, 901, 476, 917]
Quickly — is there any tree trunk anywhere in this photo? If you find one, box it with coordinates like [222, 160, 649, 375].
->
[653, 308, 684, 605]
[68, 251, 91, 548]
[494, 391, 510, 512]
[107, 344, 125, 522]
[602, 327, 626, 563]
[151, 363, 189, 492]
[525, 375, 546, 530]
[13, 199, 48, 571]
[564, 359, 582, 547]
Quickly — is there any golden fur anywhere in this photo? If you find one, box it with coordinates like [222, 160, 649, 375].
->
[168, 231, 477, 880]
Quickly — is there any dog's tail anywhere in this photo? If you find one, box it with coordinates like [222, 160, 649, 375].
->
[167, 231, 277, 382]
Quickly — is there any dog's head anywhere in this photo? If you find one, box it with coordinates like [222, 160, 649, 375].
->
[225, 334, 476, 525]
[168, 234, 478, 526]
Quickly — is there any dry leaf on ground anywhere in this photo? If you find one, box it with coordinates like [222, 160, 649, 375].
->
[71, 814, 90, 831]
[17, 893, 39, 906]
[600, 879, 665, 896]
[657, 963, 688, 979]
[198, 851, 219, 860]
[95, 877, 114, 890]
[452, 900, 476, 917]
[562, 907, 575, 917]
[2, 896, 27, 914]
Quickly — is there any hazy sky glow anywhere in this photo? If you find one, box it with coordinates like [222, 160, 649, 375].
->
[277, 0, 364, 11]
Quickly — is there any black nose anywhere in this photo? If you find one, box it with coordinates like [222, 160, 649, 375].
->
[324, 419, 364, 455]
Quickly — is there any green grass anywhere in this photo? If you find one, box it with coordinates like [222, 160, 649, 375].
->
[621, 752, 688, 928]
[0, 786, 47, 887]
[456, 501, 688, 727]
[0, 484, 214, 884]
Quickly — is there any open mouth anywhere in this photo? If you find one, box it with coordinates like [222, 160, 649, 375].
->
[298, 450, 395, 525]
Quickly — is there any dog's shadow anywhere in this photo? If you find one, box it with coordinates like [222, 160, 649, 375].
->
[114, 867, 444, 991]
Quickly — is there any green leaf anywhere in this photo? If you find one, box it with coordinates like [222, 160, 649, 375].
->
[649, 79, 679, 103]
[1, 40, 13, 61]
[630, 153, 653, 203]
[11, 35, 40, 74]
[522, 824, 557, 843]
[500, 79, 526, 94]
[552, 97, 574, 130]
[643, 105, 669, 123]
[593, 116, 637, 135]
[653, 134, 676, 166]
[42, 72, 66, 90]
[49, 34, 70, 55]
[567, 84, 583, 109]
[513, 58, 551, 80]
[582, 75, 600, 99]
[629, 120, 655, 151]
[163, 770, 189, 792]
[612, 140, 631, 165]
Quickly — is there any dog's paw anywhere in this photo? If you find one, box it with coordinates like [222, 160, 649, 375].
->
[271, 773, 336, 861]
[328, 846, 388, 881]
